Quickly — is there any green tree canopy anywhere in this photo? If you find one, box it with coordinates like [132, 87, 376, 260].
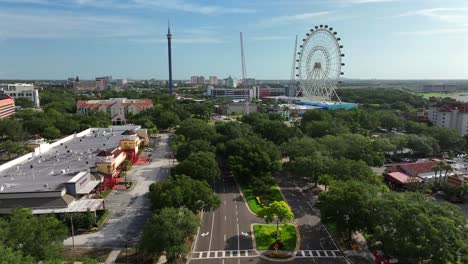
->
[258, 201, 294, 241]
[140, 207, 200, 262]
[0, 208, 68, 261]
[174, 139, 215, 162]
[176, 118, 216, 142]
[0, 247, 35, 264]
[171, 151, 220, 183]
[149, 175, 221, 213]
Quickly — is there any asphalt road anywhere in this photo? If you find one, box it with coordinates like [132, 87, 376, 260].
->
[63, 133, 171, 248]
[192, 176, 261, 254]
[189, 173, 348, 264]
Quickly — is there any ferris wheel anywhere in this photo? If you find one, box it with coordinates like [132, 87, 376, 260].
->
[295, 25, 344, 102]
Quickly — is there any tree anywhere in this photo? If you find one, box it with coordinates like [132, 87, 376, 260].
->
[174, 140, 215, 162]
[280, 137, 321, 161]
[0, 140, 25, 160]
[42, 126, 62, 140]
[318, 174, 334, 191]
[149, 175, 221, 213]
[140, 208, 200, 262]
[0, 247, 35, 264]
[371, 192, 466, 264]
[176, 118, 216, 142]
[317, 181, 380, 241]
[429, 126, 465, 152]
[290, 152, 325, 186]
[258, 201, 294, 241]
[13, 98, 35, 108]
[156, 111, 180, 129]
[224, 136, 281, 182]
[171, 152, 220, 183]
[0, 208, 68, 261]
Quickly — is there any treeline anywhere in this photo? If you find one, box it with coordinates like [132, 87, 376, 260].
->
[337, 88, 427, 110]
[0, 208, 99, 264]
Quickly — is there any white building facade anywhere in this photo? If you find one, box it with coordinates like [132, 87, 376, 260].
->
[0, 83, 40, 108]
[428, 104, 468, 135]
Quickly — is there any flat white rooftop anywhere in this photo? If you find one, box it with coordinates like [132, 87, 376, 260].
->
[0, 126, 140, 194]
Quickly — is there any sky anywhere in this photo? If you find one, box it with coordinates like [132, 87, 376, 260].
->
[0, 0, 467, 80]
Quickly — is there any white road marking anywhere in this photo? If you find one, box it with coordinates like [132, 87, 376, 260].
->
[201, 232, 209, 237]
[224, 215, 226, 221]
[208, 212, 215, 251]
[224, 234, 226, 242]
[241, 232, 249, 237]
[236, 223, 240, 251]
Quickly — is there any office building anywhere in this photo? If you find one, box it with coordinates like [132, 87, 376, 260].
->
[209, 76, 218, 85]
[0, 126, 148, 214]
[0, 83, 40, 108]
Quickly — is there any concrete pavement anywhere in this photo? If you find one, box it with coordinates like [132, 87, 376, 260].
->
[64, 133, 171, 248]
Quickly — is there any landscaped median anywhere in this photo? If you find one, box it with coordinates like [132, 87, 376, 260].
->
[254, 224, 297, 251]
[239, 182, 285, 215]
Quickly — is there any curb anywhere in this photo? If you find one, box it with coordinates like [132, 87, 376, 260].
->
[233, 177, 258, 217]
[251, 223, 298, 263]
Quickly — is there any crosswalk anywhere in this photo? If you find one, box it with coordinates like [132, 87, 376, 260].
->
[296, 250, 341, 258]
[191, 250, 258, 259]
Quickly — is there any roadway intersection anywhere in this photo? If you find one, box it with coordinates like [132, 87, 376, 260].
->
[188, 173, 349, 264]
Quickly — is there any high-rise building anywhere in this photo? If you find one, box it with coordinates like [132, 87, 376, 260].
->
[224, 76, 235, 88]
[191, 76, 199, 85]
[198, 76, 205, 85]
[0, 83, 40, 108]
[209, 76, 218, 85]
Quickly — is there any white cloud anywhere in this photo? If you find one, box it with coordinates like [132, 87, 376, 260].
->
[0, 9, 152, 39]
[259, 11, 330, 27]
[399, 7, 468, 23]
[397, 26, 468, 35]
[131, 0, 255, 15]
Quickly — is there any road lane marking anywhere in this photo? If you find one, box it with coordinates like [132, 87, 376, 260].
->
[208, 212, 215, 251]
[236, 223, 240, 251]
[224, 234, 226, 242]
[225, 215, 226, 221]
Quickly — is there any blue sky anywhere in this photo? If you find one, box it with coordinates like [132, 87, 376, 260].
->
[0, 0, 467, 80]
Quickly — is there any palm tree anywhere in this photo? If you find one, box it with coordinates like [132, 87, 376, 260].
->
[431, 163, 443, 189]
[441, 162, 454, 185]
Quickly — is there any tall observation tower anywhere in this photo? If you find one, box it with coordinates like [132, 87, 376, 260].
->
[167, 22, 173, 95]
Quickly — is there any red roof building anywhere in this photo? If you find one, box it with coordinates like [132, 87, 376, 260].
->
[76, 98, 153, 125]
[0, 93, 15, 119]
[428, 102, 468, 135]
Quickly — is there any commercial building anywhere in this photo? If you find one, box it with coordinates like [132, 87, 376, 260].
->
[67, 76, 111, 91]
[386, 160, 455, 183]
[190, 76, 205, 86]
[257, 86, 287, 98]
[0, 93, 15, 119]
[76, 98, 153, 125]
[0, 83, 40, 108]
[0, 126, 148, 214]
[224, 76, 236, 88]
[423, 84, 456, 93]
[207, 86, 255, 100]
[428, 103, 468, 135]
[209, 76, 218, 86]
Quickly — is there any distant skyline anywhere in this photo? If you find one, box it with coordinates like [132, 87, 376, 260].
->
[0, 0, 467, 80]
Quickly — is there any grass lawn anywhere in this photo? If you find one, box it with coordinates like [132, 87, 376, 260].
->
[99, 189, 112, 199]
[420, 92, 454, 99]
[239, 182, 285, 215]
[253, 224, 297, 251]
